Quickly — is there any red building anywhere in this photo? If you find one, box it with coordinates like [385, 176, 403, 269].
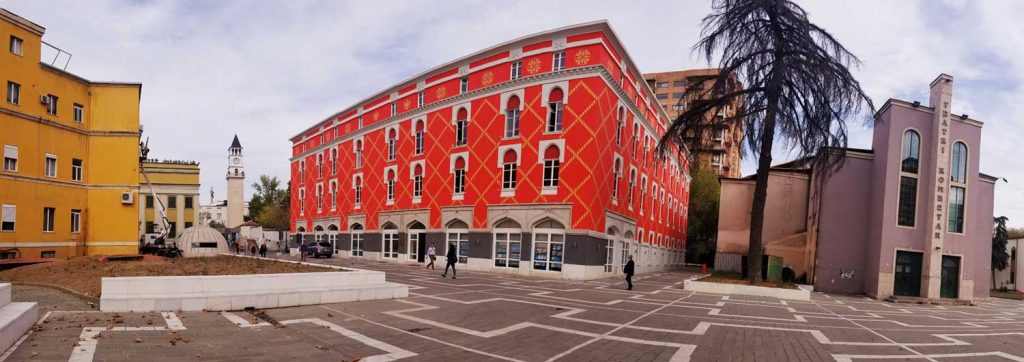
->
[289, 21, 690, 280]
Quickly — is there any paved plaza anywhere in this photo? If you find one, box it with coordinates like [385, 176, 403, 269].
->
[5, 256, 1024, 361]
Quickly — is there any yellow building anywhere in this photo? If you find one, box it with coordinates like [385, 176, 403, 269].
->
[0, 8, 142, 258]
[138, 160, 201, 243]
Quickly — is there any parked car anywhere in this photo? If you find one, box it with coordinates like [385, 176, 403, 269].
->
[306, 242, 334, 258]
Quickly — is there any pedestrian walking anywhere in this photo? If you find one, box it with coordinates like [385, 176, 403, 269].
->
[250, 243, 257, 256]
[259, 243, 268, 258]
[623, 255, 635, 290]
[299, 242, 307, 262]
[426, 245, 437, 270]
[441, 243, 457, 279]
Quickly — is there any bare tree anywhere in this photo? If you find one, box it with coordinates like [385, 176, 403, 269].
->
[659, 0, 875, 283]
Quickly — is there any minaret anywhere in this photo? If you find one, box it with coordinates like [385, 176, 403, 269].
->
[226, 135, 245, 228]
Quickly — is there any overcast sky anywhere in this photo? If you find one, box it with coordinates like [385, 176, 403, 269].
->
[6, 0, 1022, 226]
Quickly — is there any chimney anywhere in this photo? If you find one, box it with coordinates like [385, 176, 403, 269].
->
[928, 73, 953, 108]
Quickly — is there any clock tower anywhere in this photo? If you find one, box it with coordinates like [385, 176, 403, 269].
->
[226, 135, 245, 228]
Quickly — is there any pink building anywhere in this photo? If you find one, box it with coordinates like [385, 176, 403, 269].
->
[717, 74, 997, 301]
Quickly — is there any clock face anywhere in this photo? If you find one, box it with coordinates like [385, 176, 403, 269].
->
[232, 157, 240, 165]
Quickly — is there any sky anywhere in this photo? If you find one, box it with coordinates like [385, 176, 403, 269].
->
[5, 0, 1023, 226]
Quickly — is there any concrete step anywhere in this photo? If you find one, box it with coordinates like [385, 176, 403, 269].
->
[0, 283, 10, 307]
[0, 302, 38, 355]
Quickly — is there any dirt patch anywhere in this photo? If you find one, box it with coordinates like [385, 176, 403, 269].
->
[0, 256, 334, 297]
[697, 271, 798, 289]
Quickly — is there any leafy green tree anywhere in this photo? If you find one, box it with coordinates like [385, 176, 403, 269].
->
[256, 205, 290, 231]
[247, 175, 290, 229]
[993, 216, 1010, 289]
[686, 168, 720, 265]
[659, 0, 874, 283]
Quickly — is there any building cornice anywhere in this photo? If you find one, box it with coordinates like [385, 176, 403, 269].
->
[0, 107, 141, 137]
[0, 172, 138, 190]
[0, 8, 45, 36]
[876, 99, 983, 128]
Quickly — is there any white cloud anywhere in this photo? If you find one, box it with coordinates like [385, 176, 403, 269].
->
[6, 0, 1022, 225]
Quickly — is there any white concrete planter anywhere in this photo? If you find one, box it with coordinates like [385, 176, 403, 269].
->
[683, 279, 810, 301]
[100, 259, 408, 312]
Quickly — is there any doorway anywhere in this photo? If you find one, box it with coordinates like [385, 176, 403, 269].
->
[894, 250, 923, 297]
[940, 255, 961, 299]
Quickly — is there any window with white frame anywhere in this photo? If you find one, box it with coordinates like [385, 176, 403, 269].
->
[1, 204, 14, 232]
[391, 102, 397, 116]
[532, 219, 565, 272]
[628, 170, 636, 209]
[949, 142, 968, 233]
[71, 209, 81, 233]
[501, 149, 517, 193]
[43, 207, 55, 232]
[453, 156, 466, 195]
[459, 76, 469, 94]
[631, 124, 639, 157]
[71, 159, 82, 182]
[46, 94, 58, 116]
[387, 129, 397, 161]
[316, 184, 323, 212]
[546, 88, 564, 132]
[383, 226, 399, 258]
[493, 219, 522, 268]
[9, 36, 22, 55]
[446, 220, 469, 264]
[417, 91, 424, 107]
[330, 181, 338, 209]
[413, 164, 423, 200]
[414, 121, 425, 155]
[298, 160, 305, 184]
[386, 169, 396, 204]
[6, 81, 19, 104]
[351, 224, 364, 256]
[44, 154, 56, 178]
[612, 159, 621, 201]
[552, 51, 565, 71]
[605, 231, 615, 273]
[510, 60, 522, 80]
[504, 96, 521, 138]
[298, 189, 305, 215]
[897, 130, 920, 227]
[455, 108, 468, 146]
[331, 148, 338, 175]
[354, 140, 364, 168]
[73, 103, 84, 123]
[616, 108, 625, 146]
[3, 145, 17, 172]
[711, 152, 722, 166]
[541, 145, 560, 191]
[639, 177, 647, 212]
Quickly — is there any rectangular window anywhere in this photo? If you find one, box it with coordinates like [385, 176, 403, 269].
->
[454, 169, 466, 194]
[948, 186, 966, 233]
[552, 51, 565, 71]
[388, 139, 396, 160]
[3, 145, 17, 172]
[70, 209, 81, 233]
[9, 36, 22, 55]
[656, 93, 668, 100]
[455, 120, 468, 146]
[146, 221, 156, 234]
[543, 160, 560, 188]
[387, 179, 395, 201]
[493, 231, 521, 268]
[6, 81, 19, 104]
[460, 76, 469, 94]
[331, 184, 337, 209]
[417, 91, 424, 107]
[185, 222, 193, 229]
[73, 103, 84, 123]
[673, 80, 685, 87]
[44, 154, 56, 178]
[672, 92, 684, 99]
[532, 232, 563, 271]
[1, 204, 14, 232]
[43, 207, 55, 232]
[547, 102, 563, 132]
[351, 232, 364, 256]
[605, 239, 614, 273]
[510, 61, 521, 80]
[41, 251, 55, 259]
[504, 109, 520, 138]
[671, 105, 684, 111]
[415, 131, 424, 155]
[354, 184, 362, 205]
[167, 196, 177, 209]
[46, 94, 58, 115]
[71, 159, 82, 182]
[414, 175, 423, 198]
[897, 176, 918, 227]
[390, 102, 397, 116]
[711, 153, 722, 166]
[656, 82, 668, 88]
[184, 196, 193, 209]
[145, 195, 154, 209]
[502, 163, 517, 191]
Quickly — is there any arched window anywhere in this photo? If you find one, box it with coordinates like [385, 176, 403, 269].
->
[353, 175, 363, 206]
[408, 221, 426, 260]
[502, 149, 518, 192]
[949, 142, 968, 233]
[298, 188, 306, 215]
[354, 139, 363, 168]
[446, 219, 469, 264]
[314, 225, 324, 242]
[382, 222, 398, 259]
[414, 120, 425, 155]
[616, 107, 625, 147]
[639, 176, 647, 212]
[413, 164, 423, 199]
[605, 227, 618, 273]
[455, 108, 468, 146]
[532, 219, 565, 272]
[315, 184, 323, 212]
[387, 128, 397, 161]
[386, 169, 396, 203]
[350, 223, 364, 256]
[453, 156, 466, 195]
[327, 224, 339, 254]
[296, 226, 306, 233]
[631, 124, 639, 157]
[612, 158, 621, 200]
[897, 130, 921, 227]
[628, 170, 636, 209]
[330, 148, 338, 175]
[505, 96, 521, 138]
[330, 181, 337, 209]
[317, 154, 324, 179]
[546, 88, 564, 133]
[542, 145, 560, 190]
[493, 218, 522, 268]
[298, 160, 305, 185]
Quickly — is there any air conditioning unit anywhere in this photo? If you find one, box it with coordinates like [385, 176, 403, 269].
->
[121, 192, 134, 204]
[39, 96, 49, 105]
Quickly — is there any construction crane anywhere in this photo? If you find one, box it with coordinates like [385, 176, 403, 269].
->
[138, 137, 181, 257]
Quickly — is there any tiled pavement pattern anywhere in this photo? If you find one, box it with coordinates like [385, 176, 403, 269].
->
[6, 256, 1024, 361]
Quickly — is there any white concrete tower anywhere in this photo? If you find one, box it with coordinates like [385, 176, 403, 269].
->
[226, 135, 245, 228]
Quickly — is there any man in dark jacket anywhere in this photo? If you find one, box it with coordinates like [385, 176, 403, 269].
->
[441, 243, 458, 279]
[259, 243, 268, 258]
[623, 255, 635, 290]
